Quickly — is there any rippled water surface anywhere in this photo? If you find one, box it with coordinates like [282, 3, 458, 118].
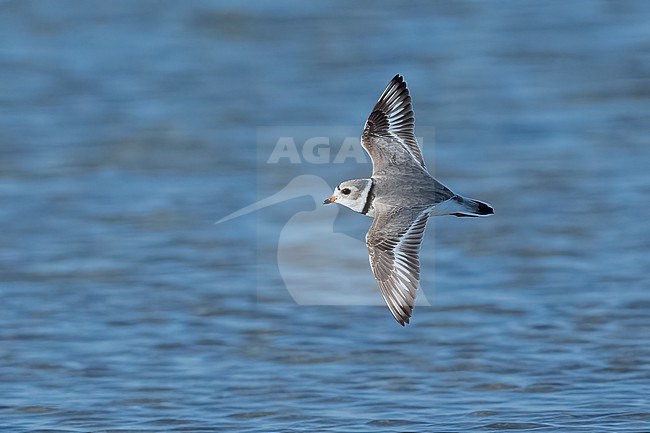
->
[1, 1, 650, 431]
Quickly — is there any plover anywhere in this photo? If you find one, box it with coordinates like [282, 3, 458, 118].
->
[324, 74, 494, 326]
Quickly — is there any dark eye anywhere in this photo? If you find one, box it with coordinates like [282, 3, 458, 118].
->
[341, 188, 351, 195]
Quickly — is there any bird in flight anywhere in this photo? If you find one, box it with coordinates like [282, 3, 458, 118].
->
[324, 74, 494, 326]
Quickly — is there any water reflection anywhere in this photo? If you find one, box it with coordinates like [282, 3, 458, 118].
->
[1, 1, 649, 431]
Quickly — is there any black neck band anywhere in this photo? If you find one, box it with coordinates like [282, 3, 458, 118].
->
[361, 179, 375, 215]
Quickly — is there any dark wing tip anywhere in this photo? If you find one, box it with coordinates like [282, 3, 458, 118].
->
[365, 75, 413, 139]
[390, 306, 410, 326]
[371, 74, 410, 111]
[385, 293, 414, 327]
[362, 74, 426, 168]
[393, 313, 409, 327]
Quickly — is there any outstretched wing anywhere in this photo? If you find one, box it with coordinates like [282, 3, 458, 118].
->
[361, 74, 426, 174]
[366, 207, 430, 325]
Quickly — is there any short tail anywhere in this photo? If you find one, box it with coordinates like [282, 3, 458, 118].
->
[432, 195, 494, 217]
[451, 195, 494, 217]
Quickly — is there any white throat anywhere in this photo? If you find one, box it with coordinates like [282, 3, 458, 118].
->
[344, 179, 374, 215]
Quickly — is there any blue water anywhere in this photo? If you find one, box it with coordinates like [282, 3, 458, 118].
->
[1, 1, 650, 431]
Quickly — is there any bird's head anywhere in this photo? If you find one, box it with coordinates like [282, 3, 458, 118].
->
[323, 178, 373, 213]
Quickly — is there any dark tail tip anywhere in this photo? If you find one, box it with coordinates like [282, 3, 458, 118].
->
[477, 201, 494, 215]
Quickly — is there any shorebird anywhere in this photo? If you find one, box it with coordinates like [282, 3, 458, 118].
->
[217, 175, 433, 307]
[324, 74, 494, 326]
